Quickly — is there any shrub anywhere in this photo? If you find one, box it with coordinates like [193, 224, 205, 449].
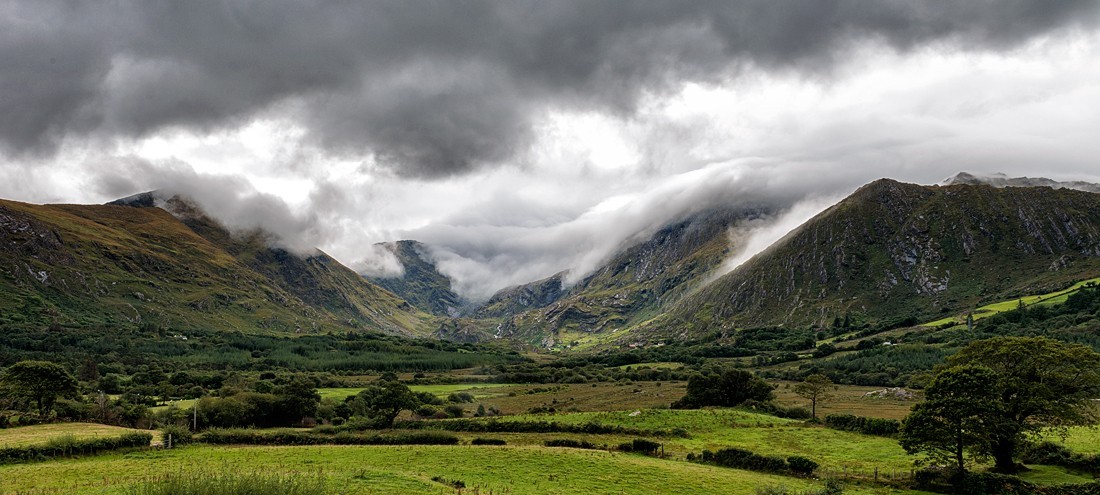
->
[0, 432, 152, 464]
[544, 439, 598, 449]
[443, 405, 465, 418]
[822, 414, 900, 437]
[786, 456, 818, 475]
[197, 429, 458, 446]
[618, 438, 661, 456]
[697, 447, 818, 476]
[161, 425, 193, 447]
[447, 392, 475, 403]
[126, 470, 326, 495]
[470, 437, 506, 446]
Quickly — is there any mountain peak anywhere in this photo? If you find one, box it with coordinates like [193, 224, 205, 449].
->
[940, 172, 1100, 193]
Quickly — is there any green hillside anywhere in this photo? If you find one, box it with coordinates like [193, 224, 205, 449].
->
[644, 179, 1100, 340]
[0, 197, 435, 336]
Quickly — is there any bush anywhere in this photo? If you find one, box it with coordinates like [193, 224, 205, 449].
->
[197, 429, 458, 446]
[698, 447, 817, 476]
[618, 438, 661, 456]
[393, 418, 684, 437]
[126, 470, 326, 495]
[470, 437, 506, 445]
[544, 439, 598, 449]
[1020, 441, 1100, 473]
[822, 414, 900, 437]
[786, 456, 818, 475]
[447, 392, 475, 403]
[742, 400, 812, 420]
[0, 432, 152, 464]
[161, 425, 193, 447]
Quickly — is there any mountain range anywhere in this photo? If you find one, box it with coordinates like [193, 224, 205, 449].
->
[3, 173, 1099, 350]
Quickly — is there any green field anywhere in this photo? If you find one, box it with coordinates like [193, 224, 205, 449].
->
[0, 423, 150, 448]
[0, 444, 927, 495]
[923, 277, 1100, 327]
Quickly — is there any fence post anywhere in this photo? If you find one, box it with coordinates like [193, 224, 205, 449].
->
[874, 467, 878, 481]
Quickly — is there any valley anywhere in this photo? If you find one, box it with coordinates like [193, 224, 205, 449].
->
[3, 176, 1100, 495]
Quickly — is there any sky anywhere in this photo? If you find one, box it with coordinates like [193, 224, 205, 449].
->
[3, 1, 1100, 301]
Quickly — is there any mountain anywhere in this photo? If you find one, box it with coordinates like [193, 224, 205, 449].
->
[482, 206, 773, 347]
[366, 240, 465, 317]
[942, 172, 1100, 193]
[647, 179, 1100, 338]
[0, 195, 435, 336]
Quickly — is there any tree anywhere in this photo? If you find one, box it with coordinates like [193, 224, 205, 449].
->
[672, 368, 773, 409]
[899, 365, 1000, 474]
[0, 361, 79, 417]
[946, 336, 1100, 473]
[348, 378, 421, 427]
[275, 376, 321, 425]
[793, 374, 834, 419]
[898, 337, 1100, 474]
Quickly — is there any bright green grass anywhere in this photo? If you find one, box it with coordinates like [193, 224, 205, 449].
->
[496, 409, 911, 471]
[0, 423, 150, 448]
[1037, 426, 1100, 454]
[1016, 464, 1097, 485]
[317, 384, 517, 402]
[923, 277, 1100, 327]
[0, 444, 924, 495]
[150, 399, 197, 413]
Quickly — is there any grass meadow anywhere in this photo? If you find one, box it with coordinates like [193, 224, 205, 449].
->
[0, 444, 927, 495]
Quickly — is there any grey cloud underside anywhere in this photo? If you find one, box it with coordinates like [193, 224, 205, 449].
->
[3, 0, 1097, 177]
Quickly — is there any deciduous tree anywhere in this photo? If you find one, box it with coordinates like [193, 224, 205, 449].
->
[793, 374, 834, 419]
[0, 360, 78, 417]
[899, 365, 1000, 473]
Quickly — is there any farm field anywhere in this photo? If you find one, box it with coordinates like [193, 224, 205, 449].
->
[0, 423, 149, 448]
[0, 443, 929, 495]
[771, 381, 920, 421]
[922, 276, 1100, 327]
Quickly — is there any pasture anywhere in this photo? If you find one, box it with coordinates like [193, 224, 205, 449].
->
[0, 423, 149, 448]
[0, 443, 926, 495]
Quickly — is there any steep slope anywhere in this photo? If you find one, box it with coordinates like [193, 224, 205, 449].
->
[366, 240, 465, 317]
[0, 197, 434, 336]
[487, 207, 772, 347]
[475, 272, 567, 319]
[653, 179, 1100, 337]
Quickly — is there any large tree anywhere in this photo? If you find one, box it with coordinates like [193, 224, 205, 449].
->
[793, 374, 834, 420]
[902, 337, 1100, 473]
[348, 378, 421, 427]
[0, 361, 79, 417]
[672, 368, 773, 409]
[899, 365, 1000, 473]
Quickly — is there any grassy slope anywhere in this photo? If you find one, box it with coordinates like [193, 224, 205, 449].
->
[0, 423, 150, 448]
[0, 444, 923, 495]
[0, 198, 434, 336]
[922, 276, 1100, 327]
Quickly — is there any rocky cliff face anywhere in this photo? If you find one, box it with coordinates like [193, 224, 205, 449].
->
[655, 179, 1100, 336]
[486, 206, 772, 346]
[367, 240, 465, 317]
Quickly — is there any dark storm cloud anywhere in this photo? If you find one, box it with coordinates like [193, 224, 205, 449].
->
[2, 0, 1098, 177]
